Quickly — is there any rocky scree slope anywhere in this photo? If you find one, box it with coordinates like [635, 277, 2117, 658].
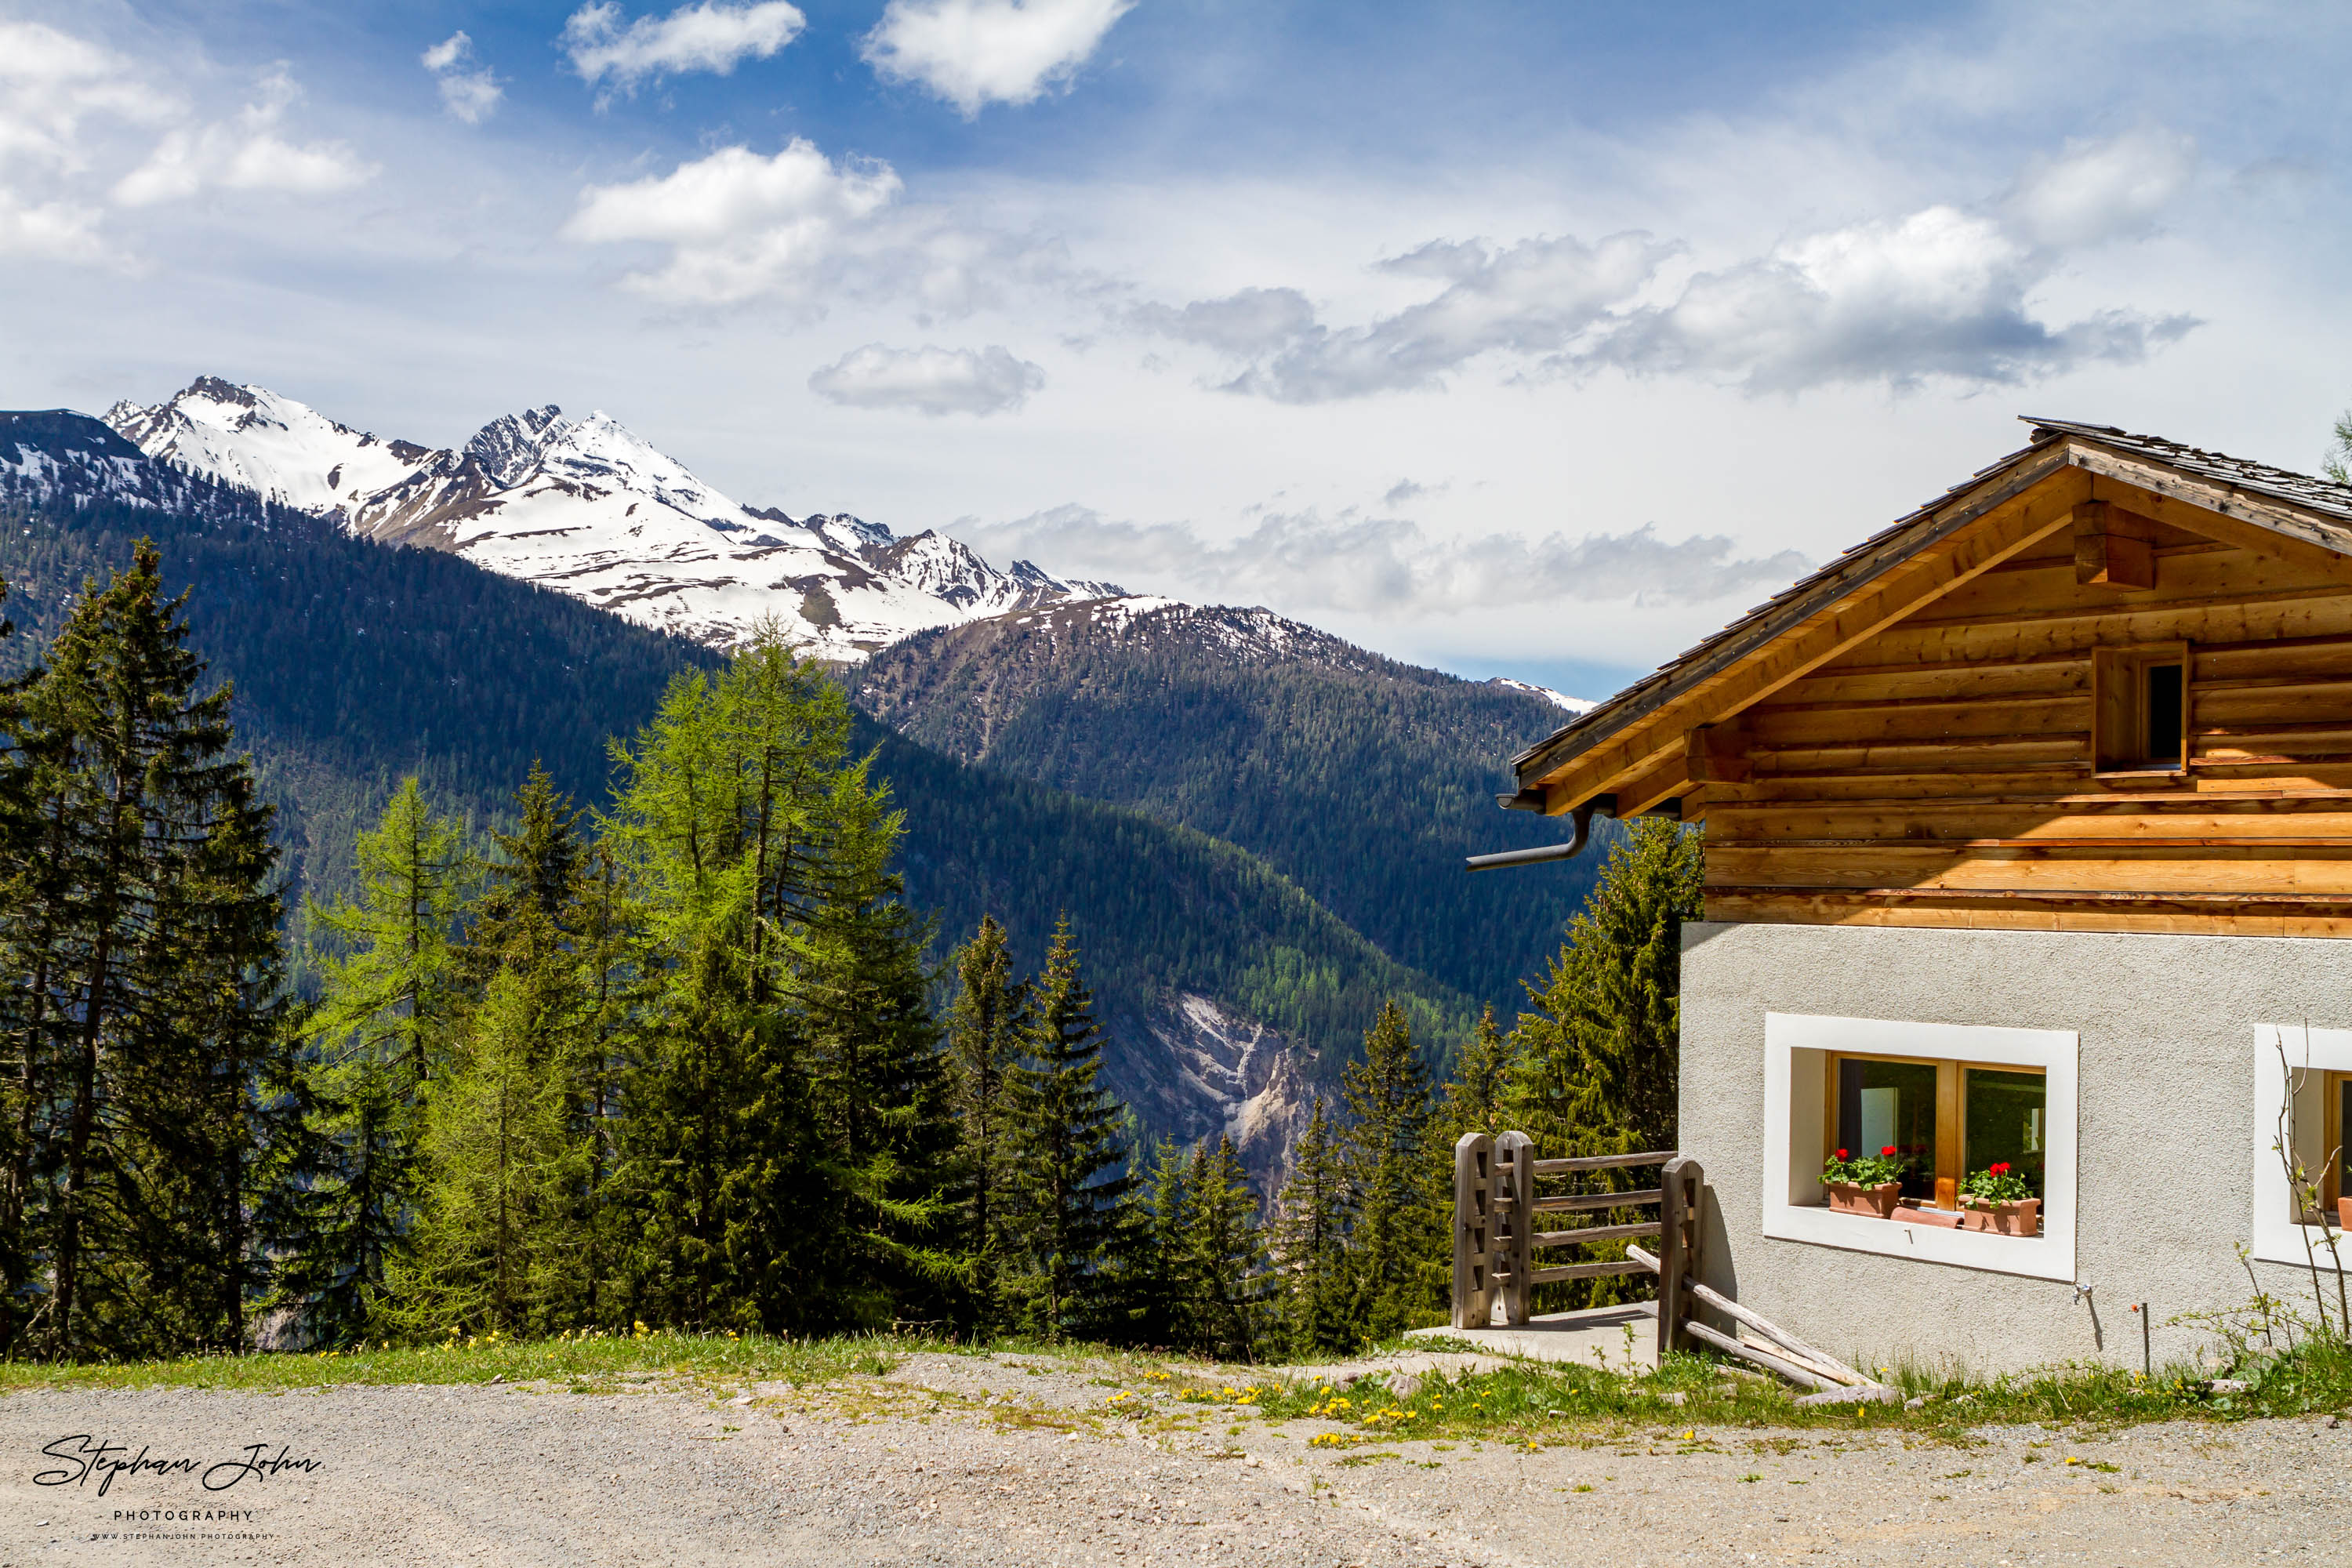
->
[855, 596, 1608, 1007]
[102, 377, 1119, 660]
[0, 411, 1467, 1183]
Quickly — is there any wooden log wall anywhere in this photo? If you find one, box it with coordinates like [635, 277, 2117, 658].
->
[1700, 477, 2352, 936]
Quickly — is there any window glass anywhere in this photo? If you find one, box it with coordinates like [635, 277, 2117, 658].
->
[2145, 664, 2183, 763]
[1963, 1069, 2047, 1200]
[1835, 1058, 1937, 1201]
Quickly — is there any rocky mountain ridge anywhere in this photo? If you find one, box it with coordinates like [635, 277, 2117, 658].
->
[99, 377, 1121, 659]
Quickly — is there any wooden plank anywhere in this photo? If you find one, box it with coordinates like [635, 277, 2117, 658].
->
[1525, 1259, 1656, 1284]
[1747, 695, 2087, 748]
[1706, 882, 2352, 908]
[1701, 891, 2352, 937]
[1655, 1164, 1687, 1363]
[1521, 466, 2090, 806]
[1528, 1221, 1663, 1250]
[1530, 1150, 1677, 1174]
[1681, 1277, 1878, 1388]
[1686, 718, 1753, 783]
[1682, 1319, 1839, 1392]
[1857, 593, 2352, 669]
[1529, 1188, 1665, 1213]
[2074, 499, 2159, 588]
[2083, 466, 2352, 590]
[1450, 1132, 1495, 1331]
[1706, 848, 2352, 896]
[1495, 1132, 1533, 1327]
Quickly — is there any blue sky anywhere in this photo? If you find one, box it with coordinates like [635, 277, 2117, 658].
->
[5, 2, 2349, 696]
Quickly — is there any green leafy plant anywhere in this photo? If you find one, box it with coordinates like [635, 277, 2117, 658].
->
[1822, 1146, 1903, 1186]
[1960, 1162, 2034, 1206]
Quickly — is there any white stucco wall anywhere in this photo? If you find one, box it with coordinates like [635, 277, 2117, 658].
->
[1680, 919, 2352, 1377]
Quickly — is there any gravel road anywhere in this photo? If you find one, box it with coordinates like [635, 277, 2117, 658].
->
[0, 1350, 2342, 1566]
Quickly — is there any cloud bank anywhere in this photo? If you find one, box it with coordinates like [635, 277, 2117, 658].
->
[863, 0, 1134, 116]
[111, 67, 373, 208]
[1142, 131, 2201, 401]
[950, 506, 1813, 617]
[564, 1, 807, 95]
[808, 343, 1046, 415]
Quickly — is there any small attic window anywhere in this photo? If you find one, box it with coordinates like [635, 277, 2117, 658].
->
[2092, 643, 2190, 775]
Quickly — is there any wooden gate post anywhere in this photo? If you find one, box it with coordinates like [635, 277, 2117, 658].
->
[1451, 1132, 1496, 1329]
[1495, 1131, 1534, 1327]
[1656, 1155, 1703, 1358]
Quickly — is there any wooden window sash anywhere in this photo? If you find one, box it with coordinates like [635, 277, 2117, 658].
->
[1823, 1051, 2048, 1213]
[2092, 641, 2191, 778]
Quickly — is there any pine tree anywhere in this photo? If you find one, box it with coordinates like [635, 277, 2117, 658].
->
[1340, 1000, 1439, 1343]
[1184, 1134, 1265, 1360]
[794, 754, 951, 1328]
[1438, 1005, 1515, 1141]
[1505, 818, 1703, 1159]
[1503, 817, 1703, 1308]
[1272, 1097, 1354, 1354]
[0, 543, 289, 1356]
[946, 914, 1026, 1331]
[1004, 918, 1134, 1341]
[1136, 1138, 1194, 1348]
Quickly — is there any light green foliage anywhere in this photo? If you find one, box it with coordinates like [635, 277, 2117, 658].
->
[1271, 1098, 1355, 1354]
[2326, 408, 2352, 486]
[946, 915, 1026, 1330]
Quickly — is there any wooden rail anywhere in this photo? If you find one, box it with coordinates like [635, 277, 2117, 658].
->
[1451, 1136, 1704, 1361]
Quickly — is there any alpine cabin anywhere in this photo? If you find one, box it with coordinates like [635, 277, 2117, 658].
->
[1500, 417, 2352, 1372]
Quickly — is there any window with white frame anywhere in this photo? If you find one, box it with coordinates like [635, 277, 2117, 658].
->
[2253, 1025, 2352, 1271]
[1763, 1013, 2078, 1283]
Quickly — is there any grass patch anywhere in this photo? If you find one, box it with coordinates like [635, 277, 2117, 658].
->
[0, 1328, 897, 1396]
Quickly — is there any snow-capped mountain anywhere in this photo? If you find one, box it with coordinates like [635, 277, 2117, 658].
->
[1485, 676, 1595, 715]
[99, 379, 1120, 659]
[2, 409, 263, 517]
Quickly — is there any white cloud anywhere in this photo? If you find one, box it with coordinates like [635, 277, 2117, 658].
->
[563, 1, 806, 95]
[1141, 131, 2201, 401]
[950, 506, 1812, 616]
[0, 191, 104, 260]
[2002, 126, 2195, 249]
[563, 140, 902, 306]
[112, 68, 374, 207]
[422, 32, 505, 125]
[0, 22, 163, 171]
[808, 343, 1046, 416]
[862, 0, 1134, 116]
[563, 138, 1062, 312]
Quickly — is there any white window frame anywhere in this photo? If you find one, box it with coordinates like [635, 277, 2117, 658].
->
[1762, 1011, 2079, 1283]
[2252, 1024, 2352, 1272]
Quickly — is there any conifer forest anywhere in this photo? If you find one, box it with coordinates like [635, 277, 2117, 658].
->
[0, 549, 1700, 1364]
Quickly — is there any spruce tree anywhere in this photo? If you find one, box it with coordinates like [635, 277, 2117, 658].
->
[0, 543, 288, 1356]
[1185, 1134, 1265, 1360]
[1503, 817, 1702, 1308]
[946, 914, 1026, 1331]
[1340, 1000, 1439, 1343]
[1004, 918, 1134, 1341]
[1137, 1138, 1194, 1348]
[1272, 1097, 1353, 1354]
[1438, 1005, 1515, 1140]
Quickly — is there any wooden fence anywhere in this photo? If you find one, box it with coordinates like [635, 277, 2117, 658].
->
[1451, 1134, 1703, 1360]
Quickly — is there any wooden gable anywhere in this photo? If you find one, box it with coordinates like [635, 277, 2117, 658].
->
[1507, 419, 2352, 936]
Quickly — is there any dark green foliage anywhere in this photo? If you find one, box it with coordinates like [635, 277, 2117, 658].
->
[1181, 1135, 1265, 1360]
[858, 604, 1606, 1004]
[944, 916, 1025, 1330]
[1339, 1002, 1442, 1341]
[1504, 818, 1704, 1310]
[0, 544, 292, 1359]
[1003, 920, 1134, 1340]
[1270, 1098, 1354, 1354]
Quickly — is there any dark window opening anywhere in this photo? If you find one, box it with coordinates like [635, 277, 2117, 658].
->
[2145, 663, 2183, 764]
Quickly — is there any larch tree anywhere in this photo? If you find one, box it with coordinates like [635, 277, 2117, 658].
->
[1340, 1000, 1439, 1343]
[945, 914, 1026, 1331]
[1271, 1097, 1353, 1354]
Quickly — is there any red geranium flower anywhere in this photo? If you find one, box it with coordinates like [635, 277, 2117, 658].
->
[1880, 1145, 1897, 1158]
[1835, 1149, 1849, 1160]
[1991, 1162, 2010, 1175]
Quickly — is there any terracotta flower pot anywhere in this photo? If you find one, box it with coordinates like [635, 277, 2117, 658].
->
[1825, 1181, 1900, 1219]
[2339, 1196, 2352, 1232]
[1892, 1204, 1963, 1229]
[1961, 1197, 2042, 1236]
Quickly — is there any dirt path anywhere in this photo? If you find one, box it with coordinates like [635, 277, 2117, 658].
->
[0, 1351, 2342, 1566]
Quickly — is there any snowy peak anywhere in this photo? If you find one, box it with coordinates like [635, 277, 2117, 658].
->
[103, 377, 431, 516]
[1485, 677, 1595, 715]
[1, 408, 256, 517]
[464, 404, 566, 489]
[97, 379, 1122, 659]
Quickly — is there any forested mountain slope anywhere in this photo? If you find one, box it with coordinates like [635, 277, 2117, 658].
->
[0, 413, 1470, 1175]
[855, 596, 1607, 1004]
